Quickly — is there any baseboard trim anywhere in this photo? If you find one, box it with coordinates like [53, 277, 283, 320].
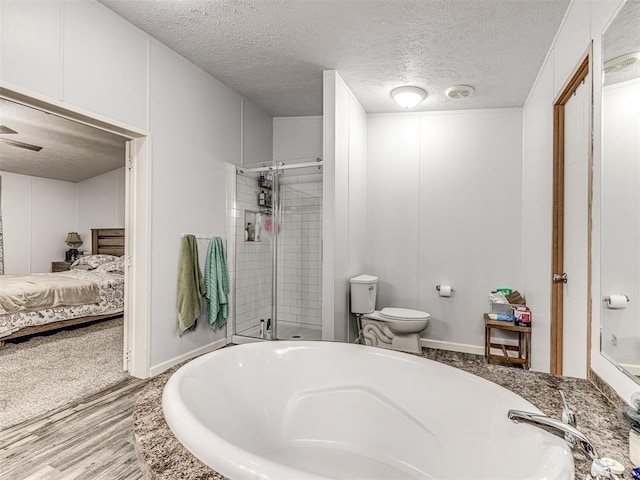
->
[420, 338, 484, 356]
[149, 338, 228, 377]
[231, 334, 267, 345]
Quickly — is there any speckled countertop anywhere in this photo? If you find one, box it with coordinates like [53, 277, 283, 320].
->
[133, 347, 635, 479]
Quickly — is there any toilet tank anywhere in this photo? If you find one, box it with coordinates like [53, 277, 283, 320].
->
[350, 275, 378, 314]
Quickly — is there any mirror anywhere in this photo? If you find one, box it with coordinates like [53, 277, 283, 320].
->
[600, 0, 640, 381]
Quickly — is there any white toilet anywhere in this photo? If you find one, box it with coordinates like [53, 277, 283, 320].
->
[350, 274, 430, 354]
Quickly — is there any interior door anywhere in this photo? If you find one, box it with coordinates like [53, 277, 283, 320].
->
[551, 52, 592, 378]
[561, 73, 591, 378]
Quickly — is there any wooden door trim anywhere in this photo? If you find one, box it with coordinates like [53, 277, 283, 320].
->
[551, 48, 592, 376]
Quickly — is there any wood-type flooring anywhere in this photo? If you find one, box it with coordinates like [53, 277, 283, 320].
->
[0, 377, 146, 480]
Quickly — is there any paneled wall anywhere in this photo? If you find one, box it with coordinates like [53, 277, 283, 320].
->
[1, 0, 273, 375]
[366, 110, 523, 349]
[77, 168, 126, 247]
[1, 168, 124, 274]
[322, 71, 368, 342]
[521, 0, 627, 395]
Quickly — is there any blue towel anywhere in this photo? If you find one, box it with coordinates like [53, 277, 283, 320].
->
[204, 237, 229, 330]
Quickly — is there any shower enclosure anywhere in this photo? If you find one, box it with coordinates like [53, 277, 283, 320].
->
[233, 158, 323, 341]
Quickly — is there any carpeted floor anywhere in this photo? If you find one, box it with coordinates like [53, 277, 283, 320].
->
[0, 317, 130, 430]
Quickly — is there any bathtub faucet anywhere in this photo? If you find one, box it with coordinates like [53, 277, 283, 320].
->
[508, 409, 597, 458]
[508, 410, 620, 480]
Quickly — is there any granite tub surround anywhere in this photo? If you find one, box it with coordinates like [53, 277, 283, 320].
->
[134, 347, 634, 479]
[419, 349, 634, 475]
[133, 368, 228, 480]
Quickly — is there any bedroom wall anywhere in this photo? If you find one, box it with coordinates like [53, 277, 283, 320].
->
[1, 0, 273, 376]
[77, 167, 126, 252]
[0, 171, 77, 274]
[0, 168, 125, 273]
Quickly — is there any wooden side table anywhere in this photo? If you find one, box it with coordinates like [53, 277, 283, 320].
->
[52, 261, 72, 272]
[484, 314, 531, 370]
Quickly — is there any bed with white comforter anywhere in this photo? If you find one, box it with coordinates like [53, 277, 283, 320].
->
[0, 255, 125, 340]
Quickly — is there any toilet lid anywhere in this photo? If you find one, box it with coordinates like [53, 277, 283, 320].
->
[380, 307, 430, 321]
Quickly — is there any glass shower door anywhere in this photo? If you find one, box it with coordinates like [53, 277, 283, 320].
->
[234, 159, 323, 341]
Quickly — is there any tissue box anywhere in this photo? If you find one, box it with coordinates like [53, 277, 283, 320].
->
[514, 306, 531, 327]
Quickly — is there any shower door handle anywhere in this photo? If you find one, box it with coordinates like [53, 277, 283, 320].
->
[553, 273, 568, 284]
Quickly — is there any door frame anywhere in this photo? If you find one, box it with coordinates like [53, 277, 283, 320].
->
[0, 83, 151, 378]
[550, 47, 593, 376]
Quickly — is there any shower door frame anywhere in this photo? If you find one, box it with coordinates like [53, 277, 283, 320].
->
[233, 158, 323, 341]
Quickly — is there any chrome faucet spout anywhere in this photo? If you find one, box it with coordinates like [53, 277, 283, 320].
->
[507, 409, 598, 460]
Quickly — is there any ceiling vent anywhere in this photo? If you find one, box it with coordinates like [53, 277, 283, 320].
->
[604, 53, 640, 74]
[445, 85, 475, 99]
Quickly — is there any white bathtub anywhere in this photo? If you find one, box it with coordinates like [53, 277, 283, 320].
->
[163, 341, 574, 480]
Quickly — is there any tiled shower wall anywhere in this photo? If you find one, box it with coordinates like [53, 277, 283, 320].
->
[277, 173, 323, 328]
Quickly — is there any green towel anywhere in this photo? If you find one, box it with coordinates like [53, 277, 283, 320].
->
[205, 237, 229, 330]
[176, 235, 204, 336]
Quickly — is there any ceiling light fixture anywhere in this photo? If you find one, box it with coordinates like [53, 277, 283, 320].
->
[604, 53, 640, 74]
[445, 85, 475, 99]
[391, 86, 427, 109]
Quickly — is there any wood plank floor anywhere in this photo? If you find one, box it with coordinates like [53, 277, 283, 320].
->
[0, 377, 147, 480]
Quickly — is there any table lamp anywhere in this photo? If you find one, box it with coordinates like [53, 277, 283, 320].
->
[65, 232, 83, 262]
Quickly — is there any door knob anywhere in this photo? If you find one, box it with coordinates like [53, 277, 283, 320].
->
[553, 273, 568, 283]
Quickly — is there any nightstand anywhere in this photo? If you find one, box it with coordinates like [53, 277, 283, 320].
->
[52, 261, 72, 272]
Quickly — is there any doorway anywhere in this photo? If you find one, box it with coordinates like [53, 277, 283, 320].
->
[551, 51, 592, 378]
[0, 85, 150, 379]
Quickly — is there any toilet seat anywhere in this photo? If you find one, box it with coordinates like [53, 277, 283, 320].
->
[380, 307, 430, 321]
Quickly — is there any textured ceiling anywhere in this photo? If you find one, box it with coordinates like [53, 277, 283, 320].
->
[0, 99, 126, 183]
[97, 0, 571, 117]
[603, 0, 640, 86]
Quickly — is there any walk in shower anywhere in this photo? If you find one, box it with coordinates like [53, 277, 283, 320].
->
[233, 158, 323, 341]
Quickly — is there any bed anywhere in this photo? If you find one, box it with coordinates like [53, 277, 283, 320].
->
[0, 228, 125, 346]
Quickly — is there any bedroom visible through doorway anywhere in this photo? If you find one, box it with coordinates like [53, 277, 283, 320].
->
[0, 93, 143, 427]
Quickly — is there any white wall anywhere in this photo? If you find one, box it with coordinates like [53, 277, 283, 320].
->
[0, 171, 77, 274]
[1, 168, 126, 273]
[600, 79, 640, 364]
[521, 0, 639, 399]
[273, 116, 323, 161]
[366, 110, 523, 349]
[1, 0, 273, 375]
[322, 71, 368, 342]
[77, 167, 126, 249]
[243, 101, 273, 164]
[148, 39, 241, 367]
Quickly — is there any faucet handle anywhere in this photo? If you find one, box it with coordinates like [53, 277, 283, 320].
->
[586, 458, 621, 480]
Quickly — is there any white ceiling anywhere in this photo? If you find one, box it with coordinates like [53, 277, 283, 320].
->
[0, 99, 126, 183]
[97, 0, 571, 117]
[1, 1, 575, 183]
[603, 0, 640, 86]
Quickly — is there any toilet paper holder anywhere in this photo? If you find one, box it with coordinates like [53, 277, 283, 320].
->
[604, 295, 629, 303]
[436, 285, 454, 293]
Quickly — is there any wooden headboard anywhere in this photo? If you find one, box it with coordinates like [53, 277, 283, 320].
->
[91, 228, 125, 256]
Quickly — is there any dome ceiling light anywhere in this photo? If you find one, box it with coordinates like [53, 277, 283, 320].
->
[391, 86, 427, 109]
